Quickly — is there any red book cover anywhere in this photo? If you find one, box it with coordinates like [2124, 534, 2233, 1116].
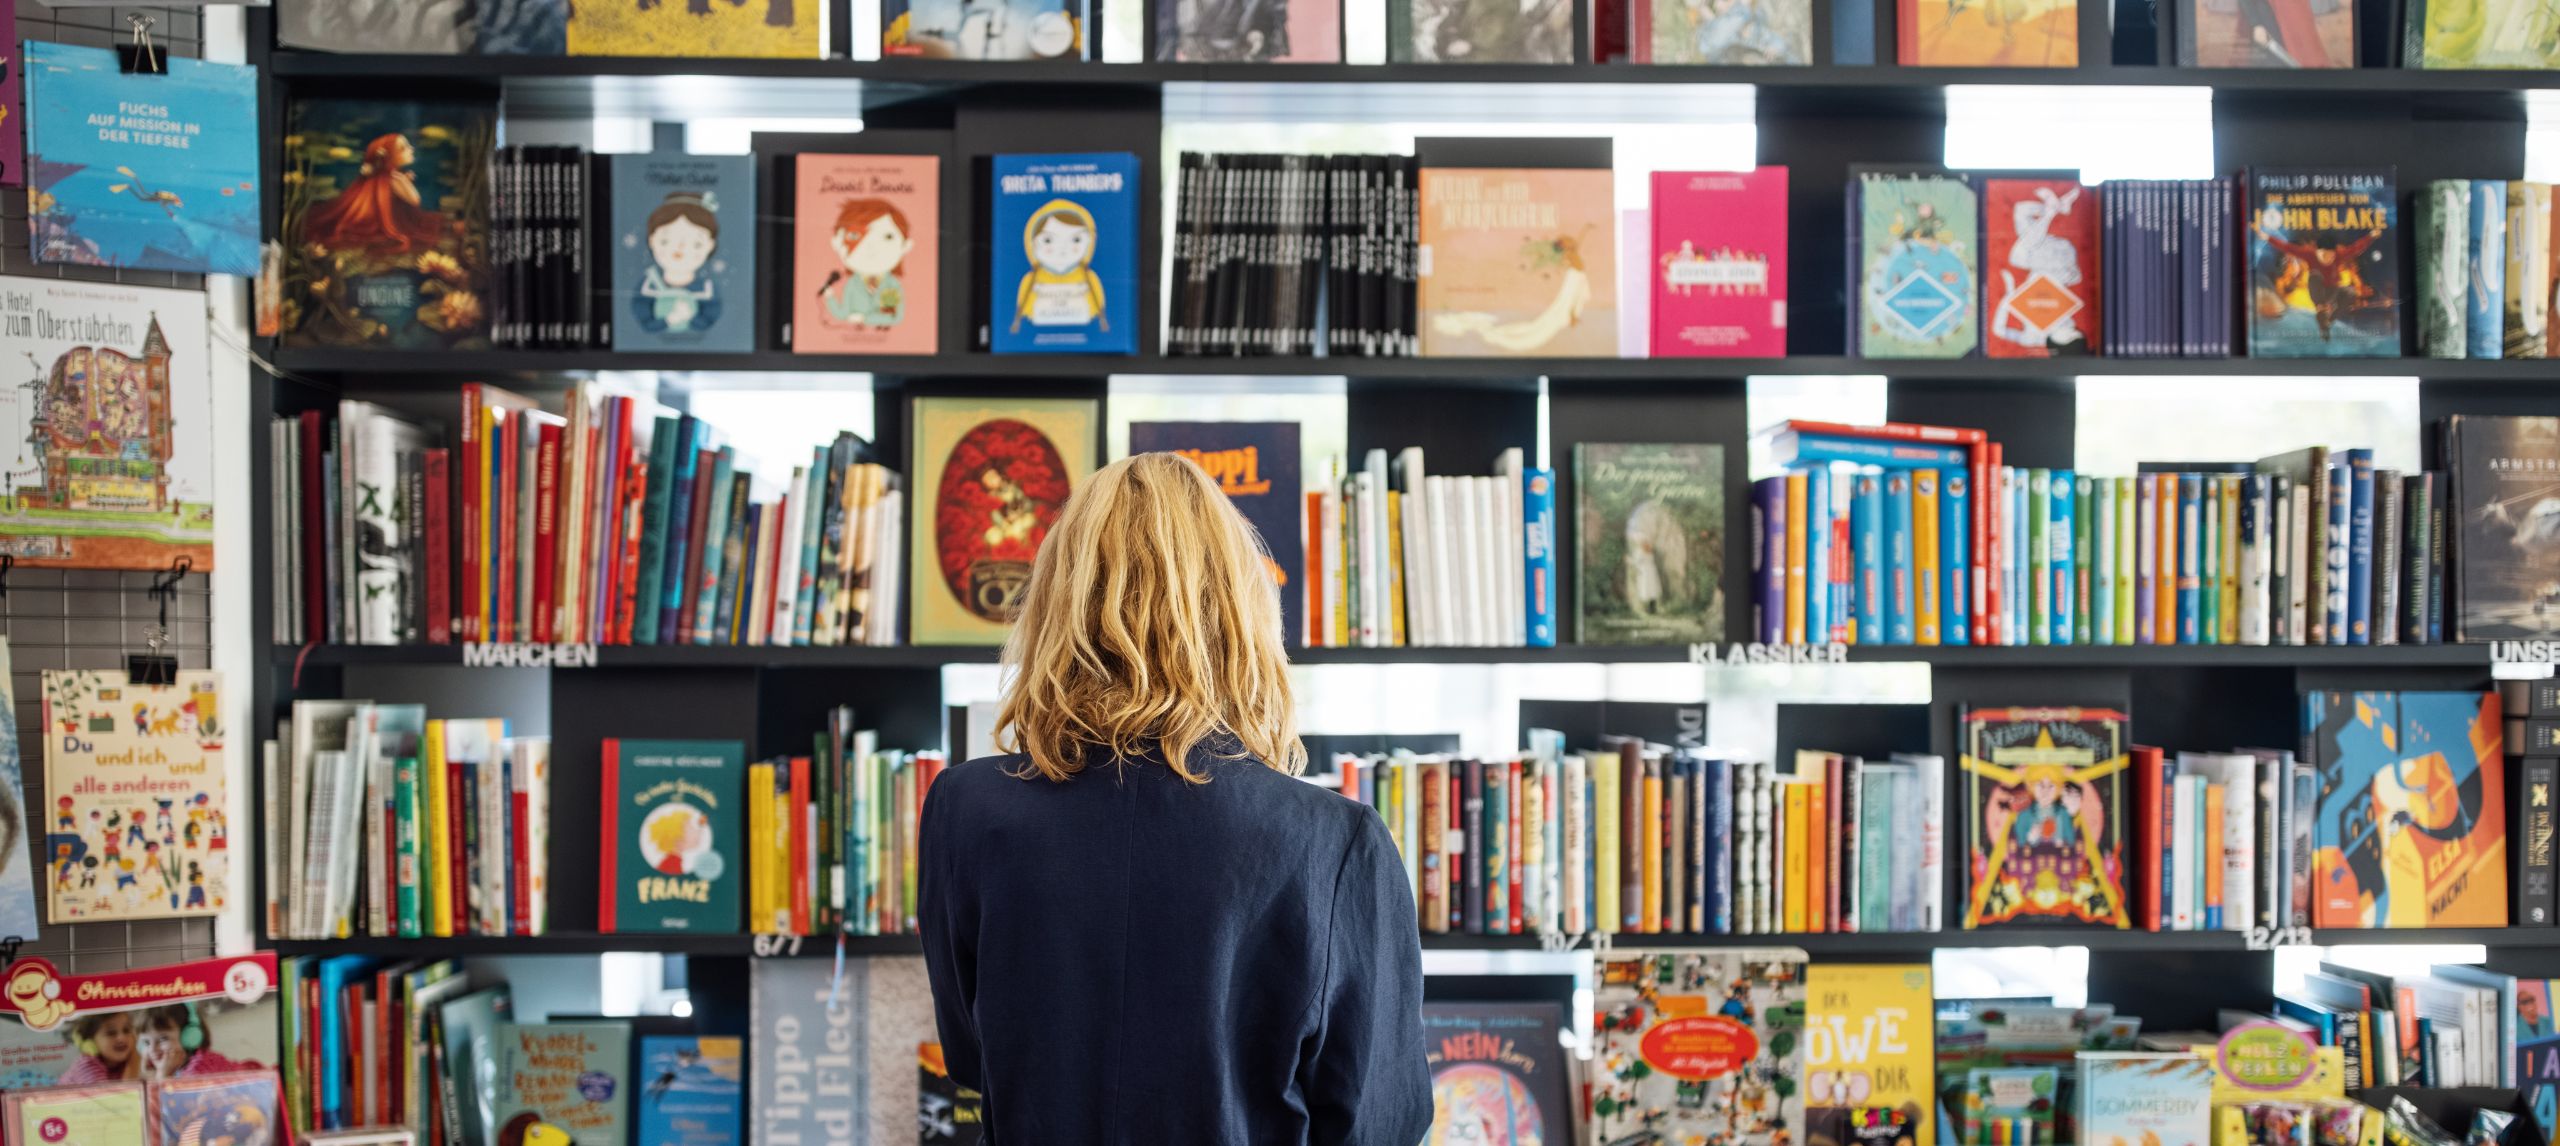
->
[531, 422, 563, 644]
[423, 449, 452, 645]
[580, 402, 614, 641]
[1777, 418, 1989, 445]
[1825, 752, 1845, 931]
[1650, 168, 1789, 357]
[1972, 442, 1993, 645]
[458, 385, 483, 641]
[447, 761, 469, 936]
[1507, 760, 1524, 935]
[597, 397, 635, 641]
[1448, 768, 1463, 931]
[1982, 178, 2100, 358]
[372, 971, 394, 1123]
[613, 454, 650, 645]
[1985, 444, 2005, 644]
[1303, 491, 1325, 646]
[598, 739, 621, 932]
[2132, 744, 2163, 930]
[512, 760, 532, 936]
[679, 449, 717, 643]
[299, 410, 327, 642]
[495, 413, 520, 643]
[791, 755, 813, 934]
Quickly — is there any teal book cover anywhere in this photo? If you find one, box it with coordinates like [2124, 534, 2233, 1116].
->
[439, 985, 514, 1146]
[497, 1021, 633, 1145]
[601, 739, 745, 933]
[23, 44, 260, 275]
[1855, 172, 1979, 358]
[632, 414, 682, 645]
[612, 154, 755, 353]
[638, 1034, 744, 1146]
[2075, 1053, 2214, 1146]
[280, 96, 497, 349]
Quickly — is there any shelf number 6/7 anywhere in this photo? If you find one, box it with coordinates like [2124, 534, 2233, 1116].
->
[2244, 925, 2313, 950]
[752, 933, 805, 957]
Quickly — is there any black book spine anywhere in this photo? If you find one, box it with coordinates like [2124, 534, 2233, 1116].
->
[1170, 152, 1200, 356]
[2523, 756, 2556, 926]
[1396, 155, 1419, 357]
[1298, 155, 1322, 356]
[532, 146, 555, 350]
[498, 147, 521, 348]
[571, 146, 594, 348]
[1462, 758, 1485, 934]
[1326, 155, 1349, 356]
[1206, 155, 1236, 356]
[1359, 155, 1383, 357]
[1237, 156, 1262, 356]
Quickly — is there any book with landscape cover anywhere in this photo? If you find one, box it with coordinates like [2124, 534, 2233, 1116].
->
[1419, 161, 1618, 358]
[792, 154, 940, 355]
[1650, 168, 1789, 357]
[611, 154, 756, 354]
[1129, 422, 1304, 645]
[1854, 171, 1980, 358]
[1574, 443, 1727, 644]
[1958, 705, 2132, 929]
[887, 0, 1088, 58]
[599, 739, 745, 934]
[1422, 1003, 1574, 1144]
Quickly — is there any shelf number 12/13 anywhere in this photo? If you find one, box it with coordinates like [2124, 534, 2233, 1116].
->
[2244, 925, 2313, 950]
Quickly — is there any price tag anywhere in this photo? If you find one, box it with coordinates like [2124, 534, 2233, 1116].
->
[2243, 925, 2314, 950]
[751, 933, 806, 957]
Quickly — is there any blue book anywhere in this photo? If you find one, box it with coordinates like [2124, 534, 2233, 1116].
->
[1483, 762, 1507, 933]
[658, 417, 702, 641]
[991, 152, 1140, 354]
[2091, 477, 2114, 646]
[2470, 180, 2508, 360]
[637, 1034, 744, 1146]
[1854, 468, 1885, 642]
[2050, 469, 2076, 646]
[1702, 756, 1731, 934]
[1753, 476, 1786, 643]
[316, 956, 382, 1126]
[2176, 474, 2203, 644]
[24, 44, 262, 276]
[1885, 470, 1914, 643]
[1524, 466, 1558, 647]
[1943, 467, 1972, 645]
[611, 153, 757, 353]
[2346, 448, 2375, 644]
[2325, 462, 2351, 644]
[1798, 463, 1832, 644]
[1769, 430, 1970, 471]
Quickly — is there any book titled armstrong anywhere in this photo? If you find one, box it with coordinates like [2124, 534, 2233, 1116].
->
[2447, 415, 2560, 641]
[2246, 168, 2398, 359]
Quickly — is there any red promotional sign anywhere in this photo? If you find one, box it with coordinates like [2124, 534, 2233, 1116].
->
[0, 953, 275, 1032]
[1639, 1015, 1760, 1082]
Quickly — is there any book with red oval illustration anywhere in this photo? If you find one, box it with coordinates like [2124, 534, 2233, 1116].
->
[908, 397, 1098, 645]
[1592, 949, 1807, 1146]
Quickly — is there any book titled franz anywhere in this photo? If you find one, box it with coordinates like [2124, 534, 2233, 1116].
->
[600, 739, 745, 933]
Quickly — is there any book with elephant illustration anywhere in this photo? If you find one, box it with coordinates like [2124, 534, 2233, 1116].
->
[1573, 443, 1726, 644]
[1417, 139, 1618, 358]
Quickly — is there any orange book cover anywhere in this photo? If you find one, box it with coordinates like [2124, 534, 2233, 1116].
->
[790, 756, 813, 934]
[2154, 474, 2178, 644]
[792, 155, 940, 355]
[1304, 491, 1326, 646]
[1898, 0, 2078, 65]
[1783, 780, 1810, 931]
[1417, 166, 1619, 358]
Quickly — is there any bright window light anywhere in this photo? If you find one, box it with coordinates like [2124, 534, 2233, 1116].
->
[2527, 92, 2560, 182]
[2272, 944, 2489, 997]
[1745, 375, 1888, 476]
[2073, 375, 2422, 474]
[685, 381, 879, 493]
[686, 116, 865, 155]
[1935, 947, 2090, 1007]
[1945, 86, 2215, 183]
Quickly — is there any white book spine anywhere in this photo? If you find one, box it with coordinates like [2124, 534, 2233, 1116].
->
[1430, 478, 1460, 648]
[1401, 762, 1421, 902]
[1398, 450, 1434, 647]
[1366, 452, 1393, 646]
[2171, 773, 2197, 930]
[2223, 758, 2256, 932]
[2288, 485, 2311, 643]
[1916, 753, 1944, 931]
[303, 749, 341, 941]
[1563, 754, 1585, 934]
[1452, 480, 1485, 647]
[1477, 477, 1503, 646]
[1495, 450, 1525, 645]
[2244, 477, 2273, 645]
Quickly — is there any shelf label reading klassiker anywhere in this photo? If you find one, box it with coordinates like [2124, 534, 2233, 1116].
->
[1688, 642, 1851, 666]
[461, 643, 601, 668]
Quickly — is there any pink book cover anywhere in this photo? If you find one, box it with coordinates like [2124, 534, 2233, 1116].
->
[791, 154, 940, 355]
[1649, 167, 1789, 357]
[1417, 166, 1619, 358]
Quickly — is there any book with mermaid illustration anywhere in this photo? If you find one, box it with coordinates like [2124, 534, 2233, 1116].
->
[1417, 143, 1617, 358]
[611, 153, 756, 354]
[280, 96, 498, 350]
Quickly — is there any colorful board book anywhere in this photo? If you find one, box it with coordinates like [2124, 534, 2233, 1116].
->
[1573, 442, 1727, 644]
[1418, 163, 1618, 358]
[2245, 168, 2399, 359]
[2304, 690, 2507, 928]
[1649, 168, 1789, 357]
[791, 154, 940, 355]
[908, 397, 1099, 644]
[280, 96, 498, 350]
[494, 1021, 632, 1145]
[1591, 949, 1807, 1145]
[1957, 705, 2133, 929]
[611, 153, 756, 354]
[1854, 171, 1980, 359]
[599, 738, 746, 933]
[1422, 1003, 1574, 1145]
[39, 669, 228, 922]
[989, 153, 1139, 354]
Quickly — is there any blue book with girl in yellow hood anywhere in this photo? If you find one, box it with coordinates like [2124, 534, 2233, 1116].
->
[990, 152, 1138, 354]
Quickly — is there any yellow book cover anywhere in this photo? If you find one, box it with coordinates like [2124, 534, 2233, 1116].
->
[1641, 762, 1664, 933]
[1417, 167, 1619, 357]
[908, 396, 1099, 644]
[1386, 491, 1407, 647]
[1916, 469, 1942, 644]
[1594, 752, 1622, 933]
[1784, 779, 1811, 932]
[1899, 0, 2078, 65]
[568, 0, 827, 58]
[1806, 964, 1937, 1146]
[747, 762, 774, 934]
[775, 774, 797, 932]
[2218, 476, 2240, 643]
[424, 720, 452, 938]
[1785, 472, 1809, 642]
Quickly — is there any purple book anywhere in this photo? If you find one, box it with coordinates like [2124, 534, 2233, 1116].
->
[1753, 476, 1786, 644]
[1, 1, 19, 187]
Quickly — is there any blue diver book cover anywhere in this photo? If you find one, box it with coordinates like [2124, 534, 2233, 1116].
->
[612, 153, 756, 354]
[989, 152, 1138, 355]
[636, 1034, 744, 1146]
[23, 43, 260, 276]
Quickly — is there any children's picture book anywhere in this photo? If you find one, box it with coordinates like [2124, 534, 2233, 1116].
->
[1390, 0, 1574, 59]
[148, 1070, 282, 1146]
[277, 0, 475, 53]
[2247, 168, 2398, 358]
[280, 96, 498, 350]
[1160, 0, 1341, 59]
[910, 397, 1099, 644]
[1958, 705, 2132, 929]
[1423, 1003, 1574, 1145]
[2305, 690, 2506, 928]
[2447, 416, 2560, 640]
[989, 153, 1138, 354]
[0, 953, 280, 1090]
[791, 154, 940, 355]
[6, 1083, 146, 1144]
[1854, 172, 1979, 358]
[1636, 0, 1812, 61]
[1574, 443, 1727, 644]
[886, 0, 1088, 58]
[1649, 168, 1789, 357]
[22, 45, 258, 277]
[611, 154, 755, 353]
[1899, 0, 2076, 63]
[1960, 1066, 2061, 1143]
[478, 0, 572, 53]
[0, 278, 215, 570]
[1591, 949, 1808, 1146]
[636, 1035, 743, 1146]
[568, 0, 825, 57]
[1804, 965, 1935, 1146]
[2519, 980, 2560, 1133]
[1127, 422, 1304, 644]
[1419, 166, 1618, 357]
[1982, 177, 2097, 358]
[40, 670, 227, 922]
[497, 1022, 633, 1145]
[599, 739, 745, 933]
[2075, 1052, 2216, 1146]
[0, 644, 34, 943]
[439, 986, 514, 1146]
[2413, 0, 2560, 66]
[920, 1043, 985, 1145]
[0, 1, 18, 189]
[2179, 0, 2350, 64]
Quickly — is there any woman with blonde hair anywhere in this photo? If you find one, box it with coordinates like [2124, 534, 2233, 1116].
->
[920, 452, 1430, 1145]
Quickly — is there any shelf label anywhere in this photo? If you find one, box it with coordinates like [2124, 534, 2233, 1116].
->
[2491, 642, 2560, 665]
[1689, 642, 1850, 666]
[461, 642, 600, 668]
[2242, 924, 2313, 950]
[751, 933, 805, 957]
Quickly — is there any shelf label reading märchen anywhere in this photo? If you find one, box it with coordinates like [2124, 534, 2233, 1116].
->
[462, 643, 601, 668]
[1689, 642, 1851, 665]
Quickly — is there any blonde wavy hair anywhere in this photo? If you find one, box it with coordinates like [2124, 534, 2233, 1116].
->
[996, 451, 1303, 783]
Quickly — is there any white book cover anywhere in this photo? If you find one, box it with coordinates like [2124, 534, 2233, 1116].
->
[1494, 448, 1525, 645]
[288, 699, 366, 938]
[1431, 477, 1462, 647]
[771, 468, 806, 642]
[2242, 475, 2272, 645]
[1892, 752, 1946, 931]
[1365, 450, 1393, 646]
[1563, 754, 1587, 933]
[1447, 478, 1481, 646]
[1758, 767, 1779, 934]
[2170, 773, 2198, 930]
[304, 748, 346, 940]
[1397, 448, 1434, 647]
[2178, 752, 2257, 931]
[1478, 476, 1505, 645]
[2286, 484, 2310, 642]
[478, 739, 509, 935]
[518, 737, 552, 935]
[1400, 760, 1422, 904]
[874, 490, 905, 646]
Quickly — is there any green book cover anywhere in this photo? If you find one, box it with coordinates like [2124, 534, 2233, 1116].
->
[395, 755, 424, 936]
[2201, 483, 2222, 645]
[495, 1020, 631, 1145]
[2028, 470, 2050, 645]
[1857, 766, 1898, 930]
[794, 443, 831, 644]
[1855, 171, 1980, 359]
[2417, 181, 2469, 358]
[2112, 477, 2137, 644]
[633, 414, 682, 645]
[693, 448, 737, 644]
[440, 985, 514, 1146]
[1572, 442, 1727, 644]
[2074, 476, 2094, 645]
[606, 738, 745, 933]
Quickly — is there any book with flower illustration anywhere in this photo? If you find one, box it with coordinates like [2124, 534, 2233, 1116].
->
[791, 153, 941, 356]
[599, 739, 744, 934]
[39, 669, 228, 923]
[610, 154, 756, 354]
[1416, 138, 1617, 359]
[280, 96, 498, 350]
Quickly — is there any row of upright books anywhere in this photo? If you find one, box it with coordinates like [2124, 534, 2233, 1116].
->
[2417, 180, 2560, 359]
[1168, 153, 1420, 358]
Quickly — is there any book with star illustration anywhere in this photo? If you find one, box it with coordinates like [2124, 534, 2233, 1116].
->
[1853, 170, 1980, 359]
[1957, 705, 2132, 929]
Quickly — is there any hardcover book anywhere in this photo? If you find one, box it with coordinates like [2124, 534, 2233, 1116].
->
[2449, 415, 2560, 640]
[280, 96, 498, 350]
[1574, 443, 1727, 644]
[921, 1043, 985, 1144]
[910, 397, 1099, 644]
[1805, 965, 1936, 1146]
[2178, 0, 2349, 64]
[1636, 0, 1812, 61]
[1591, 950, 1807, 1146]
[1982, 177, 2098, 358]
[1957, 705, 2132, 928]
[2305, 690, 2508, 927]
[1160, 0, 1341, 59]
[1419, 166, 1619, 357]
[2417, 181, 2470, 358]
[22, 44, 260, 276]
[600, 739, 745, 933]
[568, 0, 825, 57]
[2246, 168, 2398, 358]
[0, 0, 16, 189]
[494, 1022, 632, 1145]
[0, 643, 33, 943]
[1390, 0, 1573, 59]
[1854, 172, 1980, 358]
[1128, 422, 1304, 645]
[989, 153, 1138, 354]
[791, 154, 940, 355]
[478, 0, 573, 54]
[612, 154, 755, 354]
[149, 1071, 283, 1146]
[277, 0, 474, 53]
[635, 1035, 743, 1146]
[887, 0, 1088, 58]
[1649, 168, 1789, 357]
[40, 670, 228, 922]
[2075, 1053, 2216, 1146]
[1423, 1003, 1573, 1144]
[2414, 0, 2560, 66]
[440, 986, 514, 1146]
[6, 1084, 145, 1144]
[1898, 0, 2077, 63]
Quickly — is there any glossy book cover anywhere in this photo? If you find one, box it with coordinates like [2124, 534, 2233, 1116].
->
[1636, 0, 1812, 61]
[2415, 0, 2560, 66]
[1423, 1003, 1573, 1145]
[601, 739, 744, 933]
[1419, 166, 1619, 357]
[635, 1035, 743, 1146]
[1982, 177, 2097, 358]
[1591, 950, 1808, 1146]
[1805, 965, 1936, 1146]
[568, 0, 824, 57]
[1856, 173, 1979, 358]
[1160, 0, 1341, 59]
[7, 1084, 145, 1144]
[2449, 415, 2560, 640]
[39, 670, 228, 923]
[495, 1022, 632, 1145]
[1898, 0, 2078, 63]
[611, 154, 755, 353]
[2307, 690, 2508, 927]
[2247, 168, 2398, 358]
[148, 1071, 282, 1146]
[1127, 422, 1303, 644]
[886, 0, 1088, 58]
[23, 44, 259, 276]
[910, 397, 1098, 644]
[2179, 0, 2350, 64]
[2075, 1054, 2215, 1146]
[277, 0, 473, 52]
[1391, 0, 1573, 59]
[1649, 168, 1789, 357]
[1958, 705, 2132, 928]
[792, 154, 939, 355]
[280, 96, 497, 350]
[989, 153, 1137, 354]
[1574, 442, 1727, 644]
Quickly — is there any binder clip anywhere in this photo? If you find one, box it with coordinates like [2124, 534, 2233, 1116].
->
[118, 14, 166, 76]
[0, 554, 15, 639]
[126, 556, 190, 686]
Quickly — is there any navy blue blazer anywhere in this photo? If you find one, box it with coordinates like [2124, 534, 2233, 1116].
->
[919, 746, 1433, 1145]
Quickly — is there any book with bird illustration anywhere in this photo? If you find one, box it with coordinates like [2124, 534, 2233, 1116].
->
[1958, 705, 2132, 929]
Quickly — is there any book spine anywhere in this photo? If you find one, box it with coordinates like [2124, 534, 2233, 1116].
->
[1785, 472, 1809, 643]
[1854, 470, 1883, 643]
[1524, 468, 1557, 648]
[1800, 464, 1831, 648]
[1754, 477, 1785, 644]
[2217, 475, 2241, 644]
[2525, 756, 2558, 926]
[2176, 473, 2202, 643]
[2406, 474, 2433, 644]
[2203, 780, 2226, 930]
[2091, 476, 2114, 645]
[2346, 450, 2374, 645]
[2052, 470, 2078, 646]
[2136, 473, 2157, 643]
[1463, 760, 1484, 934]
[1885, 472, 1914, 644]
[2028, 470, 2052, 645]
[1914, 470, 1941, 645]
[1943, 468, 1970, 645]
[2240, 474, 2271, 644]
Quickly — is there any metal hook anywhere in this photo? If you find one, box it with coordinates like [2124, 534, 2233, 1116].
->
[148, 556, 192, 633]
[128, 556, 189, 685]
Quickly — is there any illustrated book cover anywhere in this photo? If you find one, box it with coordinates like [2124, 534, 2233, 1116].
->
[22, 44, 258, 276]
[599, 739, 745, 933]
[2413, 0, 2560, 66]
[1804, 964, 1936, 1146]
[39, 669, 227, 922]
[887, 0, 1088, 58]
[791, 154, 940, 356]
[2305, 690, 2507, 928]
[1649, 168, 1789, 357]
[1127, 422, 1304, 645]
[1981, 177, 2098, 358]
[1160, 0, 1341, 59]
[568, 0, 825, 57]
[276, 0, 473, 53]
[0, 642, 36, 942]
[1635, 0, 1812, 62]
[2246, 168, 2398, 358]
[1574, 442, 1727, 645]
[280, 96, 497, 350]
[0, 0, 17, 189]
[1423, 1003, 1574, 1145]
[148, 1071, 283, 1146]
[1591, 949, 1809, 1146]
[1897, 0, 2078, 64]
[1390, 0, 1573, 59]
[1957, 705, 2132, 928]
[910, 397, 1098, 644]
[1854, 171, 1980, 358]
[2418, 181, 2469, 358]
[921, 1042, 985, 1144]
[2447, 415, 2560, 641]
[0, 277, 215, 570]
[2179, 0, 2350, 64]
[989, 153, 1138, 354]
[1419, 165, 1619, 358]
[494, 1021, 632, 1145]
[2075, 1052, 2216, 1146]
[611, 154, 755, 354]
[635, 1034, 743, 1146]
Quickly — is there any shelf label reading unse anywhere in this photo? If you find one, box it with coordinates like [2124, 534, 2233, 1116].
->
[1688, 643, 1851, 666]
[461, 643, 601, 668]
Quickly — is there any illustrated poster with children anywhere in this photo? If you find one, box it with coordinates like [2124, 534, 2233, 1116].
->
[39, 669, 227, 922]
[612, 153, 755, 354]
[792, 153, 940, 355]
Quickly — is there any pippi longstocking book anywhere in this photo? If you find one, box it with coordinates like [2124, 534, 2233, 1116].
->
[1958, 705, 2132, 930]
[1591, 949, 1808, 1146]
[988, 153, 1137, 355]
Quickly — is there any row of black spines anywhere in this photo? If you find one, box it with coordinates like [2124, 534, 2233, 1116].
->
[2510, 671, 2560, 926]
[493, 144, 600, 350]
[2104, 176, 2238, 359]
[1167, 152, 1419, 359]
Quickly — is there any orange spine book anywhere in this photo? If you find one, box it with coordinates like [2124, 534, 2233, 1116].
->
[1785, 472, 1810, 642]
[1420, 760, 1447, 932]
[1783, 780, 1810, 932]
[2204, 782, 2227, 924]
[2154, 474, 2178, 645]
[1305, 491, 1327, 647]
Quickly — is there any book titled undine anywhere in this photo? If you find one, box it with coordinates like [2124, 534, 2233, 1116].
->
[1419, 166, 1618, 357]
[1958, 705, 2131, 929]
[1982, 177, 2097, 358]
[910, 398, 1099, 644]
[611, 154, 755, 354]
[1854, 172, 1979, 358]
[989, 154, 1138, 354]
[1574, 443, 1726, 644]
[1423, 1003, 1573, 1144]
[2247, 168, 2397, 358]
[40, 670, 228, 922]
[281, 97, 497, 350]
[1128, 422, 1304, 644]
[1649, 168, 1788, 357]
[792, 154, 940, 355]
[600, 739, 744, 933]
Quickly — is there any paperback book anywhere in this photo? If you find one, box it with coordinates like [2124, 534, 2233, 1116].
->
[600, 739, 745, 933]
[1573, 442, 1727, 644]
[909, 397, 1099, 644]
[22, 44, 260, 276]
[1649, 168, 1789, 357]
[2448, 415, 2560, 640]
[1422, 1003, 1574, 1144]
[791, 154, 940, 355]
[989, 153, 1139, 354]
[1854, 172, 1980, 358]
[2246, 168, 2398, 358]
[1958, 705, 2132, 929]
[611, 154, 755, 354]
[1418, 164, 1618, 357]
[494, 1022, 632, 1145]
[280, 96, 498, 350]
[1159, 0, 1341, 58]
[635, 1034, 743, 1146]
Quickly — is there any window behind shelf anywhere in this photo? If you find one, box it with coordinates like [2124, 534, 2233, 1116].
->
[1935, 947, 2090, 1008]
[2272, 943, 2489, 997]
[2072, 376, 2423, 475]
[2527, 93, 2560, 183]
[1943, 86, 2214, 184]
[685, 381, 883, 496]
[1745, 375, 1889, 477]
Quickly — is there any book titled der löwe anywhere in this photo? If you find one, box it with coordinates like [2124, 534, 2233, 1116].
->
[600, 739, 745, 933]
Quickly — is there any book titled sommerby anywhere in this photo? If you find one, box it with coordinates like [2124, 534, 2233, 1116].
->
[2075, 1052, 2215, 1146]
[990, 153, 1139, 355]
[600, 739, 744, 933]
[1649, 168, 1788, 357]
